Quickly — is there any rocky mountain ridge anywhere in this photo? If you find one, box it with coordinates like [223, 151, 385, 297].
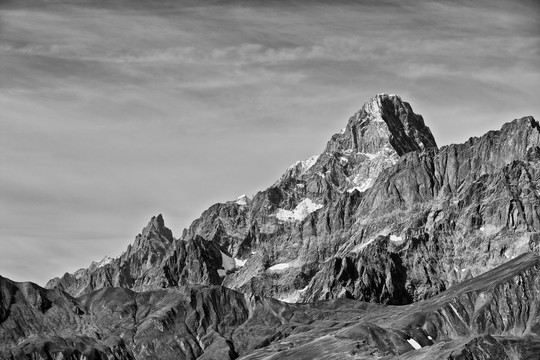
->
[29, 93, 540, 359]
[47, 93, 441, 297]
[46, 94, 540, 308]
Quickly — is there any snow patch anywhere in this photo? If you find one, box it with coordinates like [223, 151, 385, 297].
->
[221, 252, 236, 272]
[220, 251, 246, 275]
[268, 262, 290, 271]
[276, 155, 319, 184]
[217, 269, 227, 277]
[478, 224, 500, 236]
[427, 335, 433, 341]
[347, 170, 377, 192]
[235, 258, 247, 267]
[346, 147, 398, 193]
[389, 234, 403, 242]
[278, 291, 302, 303]
[288, 155, 318, 175]
[235, 194, 249, 206]
[93, 256, 114, 269]
[347, 179, 374, 193]
[407, 338, 422, 350]
[358, 152, 378, 160]
[275, 198, 323, 222]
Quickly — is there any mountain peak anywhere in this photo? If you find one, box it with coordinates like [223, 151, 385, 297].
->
[144, 214, 165, 233]
[363, 93, 401, 120]
[326, 93, 437, 156]
[131, 214, 174, 253]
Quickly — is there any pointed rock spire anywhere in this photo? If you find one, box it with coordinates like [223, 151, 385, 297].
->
[130, 214, 174, 255]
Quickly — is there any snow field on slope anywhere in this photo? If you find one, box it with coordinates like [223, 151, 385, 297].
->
[275, 198, 323, 222]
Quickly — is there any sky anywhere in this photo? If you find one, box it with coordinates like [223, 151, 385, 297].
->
[1, 0, 539, 285]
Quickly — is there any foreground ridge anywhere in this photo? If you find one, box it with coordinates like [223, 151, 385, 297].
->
[2, 253, 540, 359]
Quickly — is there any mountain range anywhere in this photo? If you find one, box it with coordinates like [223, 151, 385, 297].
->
[2, 94, 539, 359]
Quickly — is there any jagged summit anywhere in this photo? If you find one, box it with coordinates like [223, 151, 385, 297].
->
[326, 93, 437, 156]
[131, 214, 174, 251]
[142, 213, 167, 234]
[278, 94, 437, 189]
[273, 93, 440, 194]
[45, 214, 177, 296]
